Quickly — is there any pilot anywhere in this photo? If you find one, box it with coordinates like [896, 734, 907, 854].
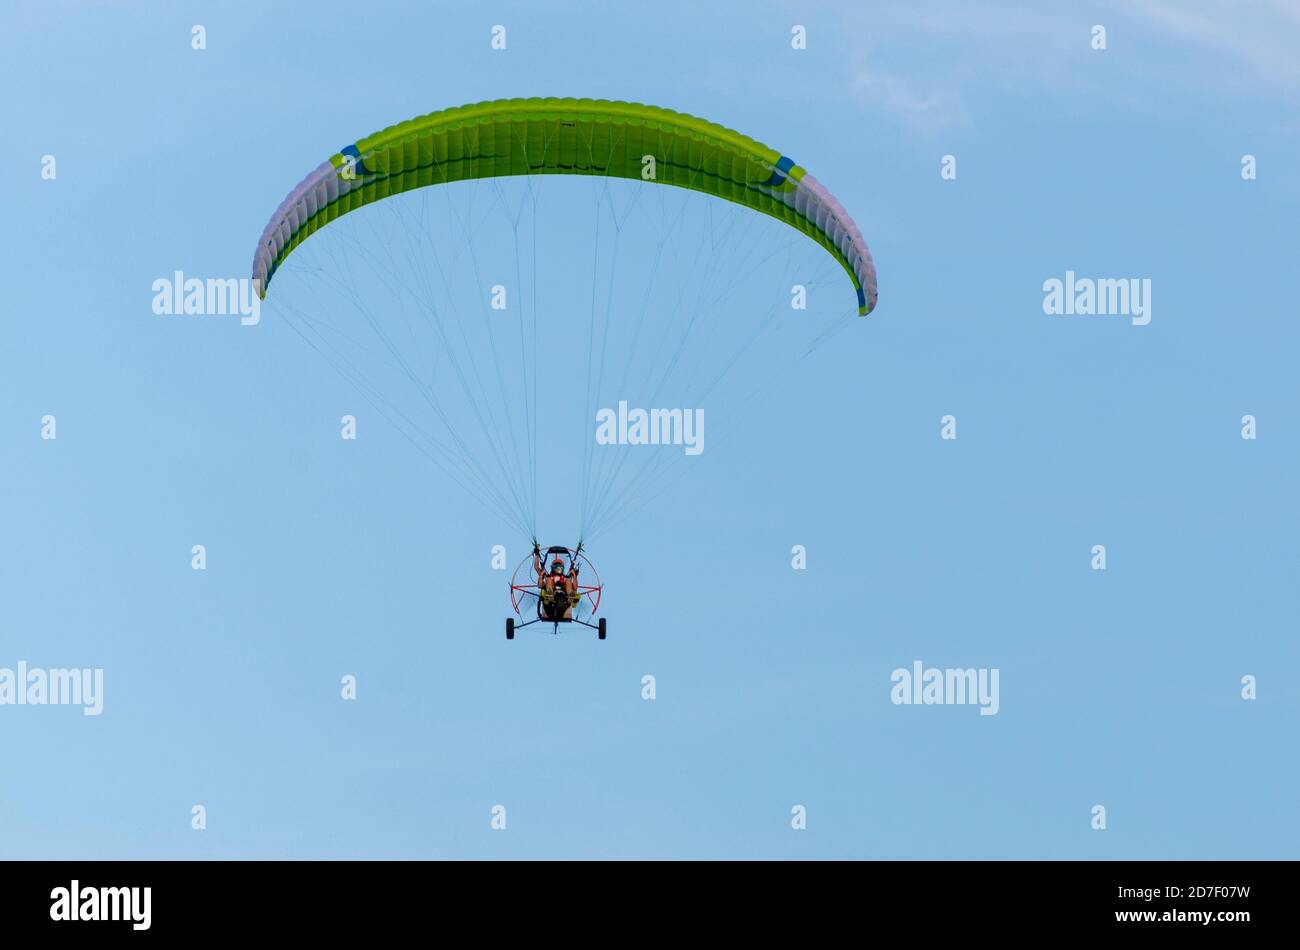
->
[533, 545, 579, 617]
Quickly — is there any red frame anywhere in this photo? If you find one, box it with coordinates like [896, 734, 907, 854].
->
[510, 549, 602, 617]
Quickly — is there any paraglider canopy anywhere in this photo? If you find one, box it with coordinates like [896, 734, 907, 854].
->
[252, 97, 877, 315]
[251, 97, 880, 547]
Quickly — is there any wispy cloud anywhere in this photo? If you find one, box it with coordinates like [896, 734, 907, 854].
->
[832, 0, 1300, 135]
[1129, 0, 1300, 88]
[850, 67, 967, 135]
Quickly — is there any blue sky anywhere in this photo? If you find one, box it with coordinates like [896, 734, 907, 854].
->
[1, 0, 1297, 858]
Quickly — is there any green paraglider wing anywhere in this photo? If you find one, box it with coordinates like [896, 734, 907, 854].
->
[252, 98, 877, 314]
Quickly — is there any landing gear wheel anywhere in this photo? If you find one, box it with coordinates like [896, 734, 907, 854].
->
[598, 617, 607, 640]
[506, 617, 515, 640]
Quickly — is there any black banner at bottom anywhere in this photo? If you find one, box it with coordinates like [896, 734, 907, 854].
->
[0, 859, 1281, 938]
